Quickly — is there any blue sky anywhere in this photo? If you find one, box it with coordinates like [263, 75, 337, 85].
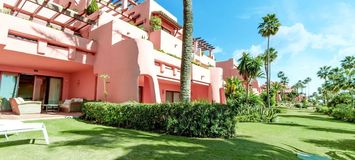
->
[155, 0, 355, 94]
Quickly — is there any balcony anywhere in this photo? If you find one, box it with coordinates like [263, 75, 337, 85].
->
[0, 13, 96, 66]
[150, 30, 182, 57]
[153, 50, 211, 84]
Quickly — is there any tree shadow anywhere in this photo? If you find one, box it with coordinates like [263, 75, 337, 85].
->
[326, 151, 355, 160]
[304, 139, 355, 152]
[49, 125, 298, 160]
[279, 115, 335, 122]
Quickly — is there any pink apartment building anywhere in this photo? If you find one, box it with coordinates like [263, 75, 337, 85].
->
[217, 58, 262, 94]
[0, 0, 226, 112]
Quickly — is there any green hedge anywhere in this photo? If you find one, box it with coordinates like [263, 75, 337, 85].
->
[82, 102, 237, 138]
[331, 104, 355, 122]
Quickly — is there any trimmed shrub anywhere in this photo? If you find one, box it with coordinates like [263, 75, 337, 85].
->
[315, 105, 332, 115]
[331, 104, 355, 122]
[228, 100, 277, 123]
[82, 102, 237, 138]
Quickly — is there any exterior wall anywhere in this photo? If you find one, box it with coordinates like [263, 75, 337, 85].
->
[69, 68, 96, 100]
[1, 0, 227, 104]
[150, 30, 182, 57]
[217, 58, 261, 94]
[191, 84, 210, 102]
[216, 58, 243, 80]
[90, 18, 160, 103]
[210, 67, 225, 103]
[158, 80, 180, 103]
[0, 64, 70, 100]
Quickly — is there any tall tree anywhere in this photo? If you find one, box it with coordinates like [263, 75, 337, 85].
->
[277, 71, 289, 101]
[317, 66, 331, 104]
[340, 56, 355, 108]
[238, 52, 264, 98]
[180, 0, 193, 102]
[259, 48, 278, 80]
[317, 66, 331, 83]
[272, 82, 283, 105]
[304, 77, 312, 98]
[258, 13, 281, 108]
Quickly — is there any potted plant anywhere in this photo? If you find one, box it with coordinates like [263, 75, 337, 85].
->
[150, 16, 162, 31]
[86, 0, 99, 15]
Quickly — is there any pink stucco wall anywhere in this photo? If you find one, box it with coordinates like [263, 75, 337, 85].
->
[69, 68, 96, 100]
[191, 84, 210, 102]
[0, 0, 228, 104]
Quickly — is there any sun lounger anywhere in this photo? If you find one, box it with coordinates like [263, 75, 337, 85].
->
[0, 120, 49, 144]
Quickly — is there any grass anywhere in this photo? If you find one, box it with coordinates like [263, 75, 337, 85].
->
[0, 109, 354, 160]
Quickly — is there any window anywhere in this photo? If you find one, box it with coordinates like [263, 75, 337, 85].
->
[165, 91, 180, 103]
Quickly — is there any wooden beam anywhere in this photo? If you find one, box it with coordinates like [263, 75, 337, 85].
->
[26, 0, 95, 25]
[31, 0, 49, 17]
[4, 3, 75, 30]
[49, 2, 71, 23]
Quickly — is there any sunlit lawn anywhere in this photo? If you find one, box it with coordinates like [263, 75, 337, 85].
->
[1, 109, 354, 160]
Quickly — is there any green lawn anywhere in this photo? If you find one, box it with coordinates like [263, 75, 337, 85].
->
[1, 109, 354, 160]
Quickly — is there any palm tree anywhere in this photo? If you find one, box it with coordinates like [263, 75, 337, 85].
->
[225, 77, 244, 99]
[180, 0, 193, 102]
[259, 48, 278, 80]
[258, 13, 281, 108]
[238, 52, 264, 98]
[304, 77, 312, 98]
[317, 66, 331, 82]
[272, 82, 283, 106]
[340, 56, 355, 108]
[277, 71, 289, 101]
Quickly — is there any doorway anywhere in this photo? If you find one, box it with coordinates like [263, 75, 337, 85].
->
[17, 75, 35, 100]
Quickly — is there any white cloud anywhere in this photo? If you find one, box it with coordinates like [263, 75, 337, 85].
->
[233, 45, 263, 60]
[213, 46, 224, 54]
[233, 21, 355, 94]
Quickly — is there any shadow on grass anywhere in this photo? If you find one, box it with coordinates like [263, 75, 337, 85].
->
[304, 139, 355, 152]
[279, 114, 335, 122]
[326, 151, 355, 160]
[0, 139, 31, 148]
[269, 114, 355, 135]
[304, 139, 355, 160]
[48, 121, 298, 160]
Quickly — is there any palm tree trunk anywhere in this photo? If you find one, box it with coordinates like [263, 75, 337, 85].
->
[180, 0, 193, 102]
[266, 36, 271, 108]
[246, 82, 249, 100]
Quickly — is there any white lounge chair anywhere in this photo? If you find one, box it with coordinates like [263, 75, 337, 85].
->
[0, 120, 49, 144]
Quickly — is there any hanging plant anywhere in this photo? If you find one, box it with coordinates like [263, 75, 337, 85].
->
[150, 16, 162, 31]
[86, 0, 99, 15]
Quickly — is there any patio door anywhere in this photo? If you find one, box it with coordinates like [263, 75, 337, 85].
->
[48, 78, 62, 104]
[0, 73, 19, 111]
[33, 76, 48, 102]
[17, 74, 35, 100]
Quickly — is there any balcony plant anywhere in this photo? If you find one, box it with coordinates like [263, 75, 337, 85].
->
[150, 16, 162, 31]
[86, 0, 99, 15]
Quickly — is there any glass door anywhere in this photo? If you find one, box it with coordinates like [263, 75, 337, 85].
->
[33, 76, 48, 103]
[48, 78, 62, 104]
[17, 74, 35, 100]
[0, 73, 19, 111]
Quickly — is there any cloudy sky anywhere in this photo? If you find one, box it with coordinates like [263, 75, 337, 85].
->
[155, 0, 355, 93]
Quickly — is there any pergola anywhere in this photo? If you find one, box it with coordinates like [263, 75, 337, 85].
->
[98, 0, 141, 23]
[193, 37, 215, 51]
[3, 0, 97, 33]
